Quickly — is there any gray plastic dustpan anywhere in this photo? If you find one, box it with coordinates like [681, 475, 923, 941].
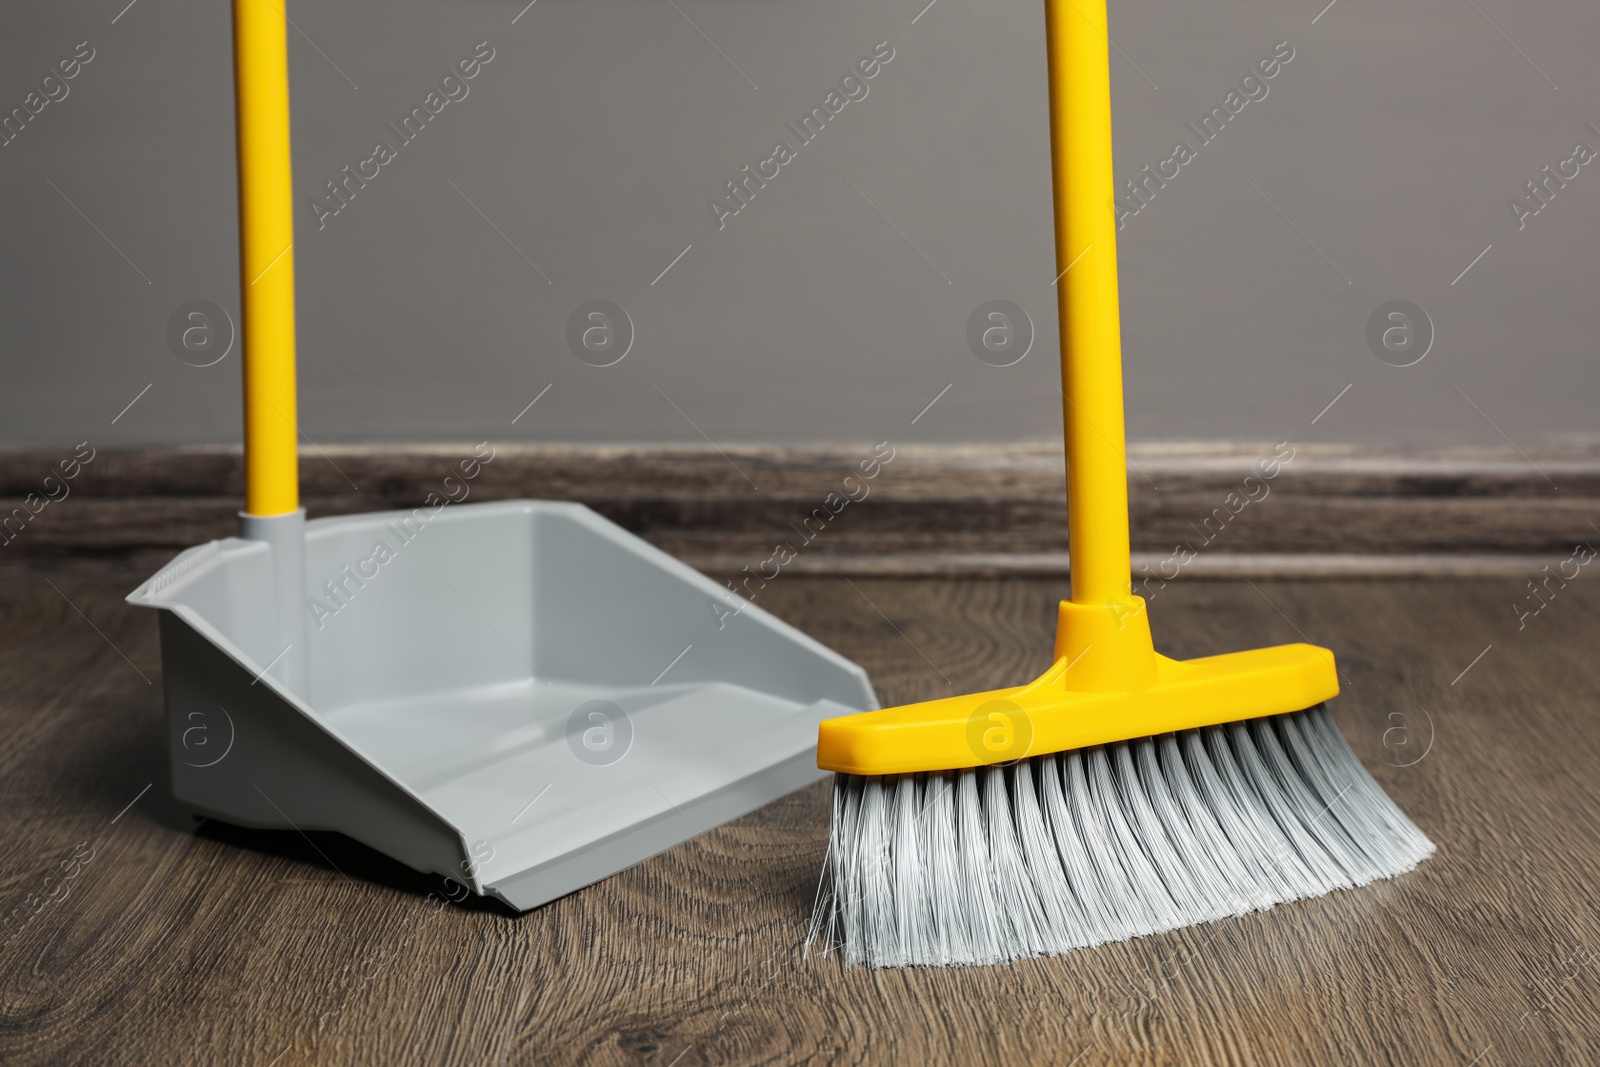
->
[128, 499, 877, 909]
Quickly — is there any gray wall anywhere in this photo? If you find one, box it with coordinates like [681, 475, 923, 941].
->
[3, 0, 1598, 451]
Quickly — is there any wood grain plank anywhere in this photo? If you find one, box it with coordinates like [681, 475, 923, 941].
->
[3, 571, 1600, 1064]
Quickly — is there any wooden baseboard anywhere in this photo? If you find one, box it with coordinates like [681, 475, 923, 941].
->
[2, 442, 1595, 577]
[682, 551, 1559, 579]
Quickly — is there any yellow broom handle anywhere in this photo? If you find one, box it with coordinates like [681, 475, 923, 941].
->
[1045, 0, 1131, 606]
[234, 0, 300, 517]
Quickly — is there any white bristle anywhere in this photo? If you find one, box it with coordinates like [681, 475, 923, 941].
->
[923, 773, 966, 964]
[1013, 760, 1091, 951]
[807, 705, 1434, 968]
[955, 769, 1006, 965]
[1037, 755, 1104, 945]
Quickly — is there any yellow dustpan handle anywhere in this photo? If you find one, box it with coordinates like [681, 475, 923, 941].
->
[1046, 0, 1131, 606]
[234, 0, 300, 518]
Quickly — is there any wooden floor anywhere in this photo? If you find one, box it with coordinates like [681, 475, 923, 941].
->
[4, 570, 1600, 1066]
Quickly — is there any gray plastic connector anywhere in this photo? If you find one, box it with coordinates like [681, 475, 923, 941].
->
[238, 508, 308, 698]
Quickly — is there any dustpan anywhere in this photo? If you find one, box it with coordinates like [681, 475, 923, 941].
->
[127, 1, 877, 909]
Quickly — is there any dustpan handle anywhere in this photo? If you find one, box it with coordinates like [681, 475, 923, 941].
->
[1045, 0, 1132, 606]
[234, 0, 301, 518]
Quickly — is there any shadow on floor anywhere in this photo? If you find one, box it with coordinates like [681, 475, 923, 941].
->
[194, 818, 522, 916]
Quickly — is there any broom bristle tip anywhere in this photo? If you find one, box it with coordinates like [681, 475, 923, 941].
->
[807, 705, 1433, 969]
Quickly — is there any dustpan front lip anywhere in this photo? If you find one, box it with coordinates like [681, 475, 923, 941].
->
[460, 695, 847, 886]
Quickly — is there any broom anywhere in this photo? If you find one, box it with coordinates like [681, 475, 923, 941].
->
[806, 0, 1433, 968]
